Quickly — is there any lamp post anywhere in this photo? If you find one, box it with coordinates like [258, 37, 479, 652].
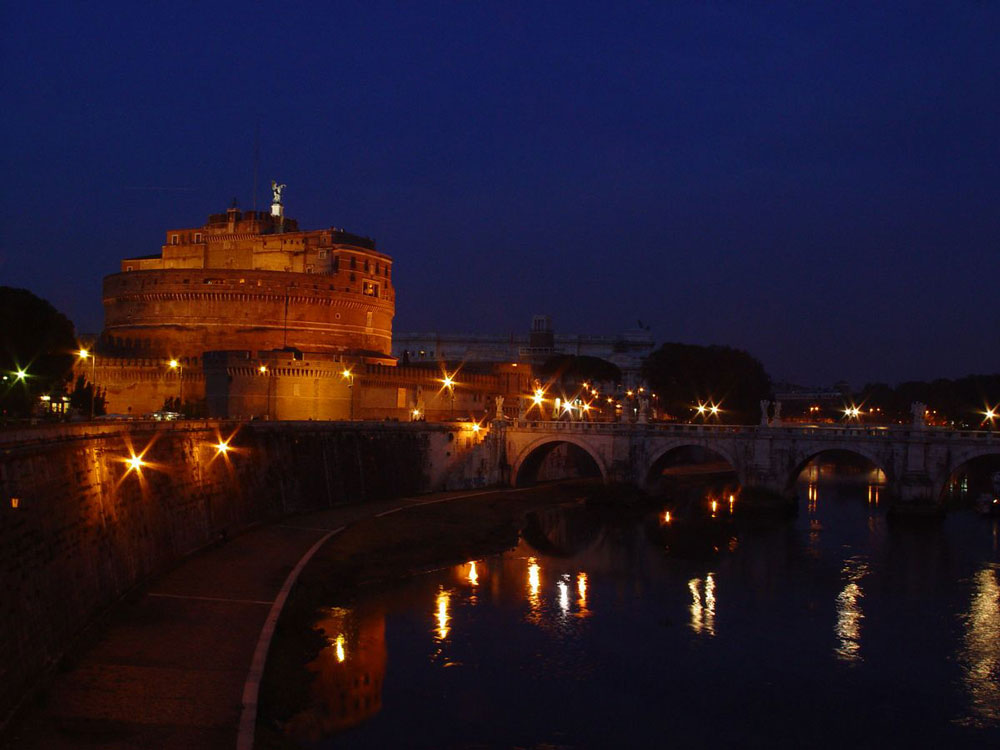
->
[259, 364, 272, 420]
[443, 375, 455, 418]
[78, 349, 96, 420]
[168, 359, 182, 414]
[341, 368, 354, 420]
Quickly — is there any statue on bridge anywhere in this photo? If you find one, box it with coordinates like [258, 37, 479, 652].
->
[494, 395, 506, 421]
[760, 400, 770, 426]
[772, 401, 782, 426]
[911, 402, 927, 429]
[638, 395, 650, 424]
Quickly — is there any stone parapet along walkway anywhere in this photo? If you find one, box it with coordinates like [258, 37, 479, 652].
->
[2, 489, 519, 750]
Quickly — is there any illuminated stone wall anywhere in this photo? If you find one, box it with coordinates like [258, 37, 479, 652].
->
[204, 358, 534, 422]
[0, 420, 477, 724]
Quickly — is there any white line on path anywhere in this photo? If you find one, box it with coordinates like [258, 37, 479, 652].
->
[238, 484, 540, 749]
[236, 525, 346, 750]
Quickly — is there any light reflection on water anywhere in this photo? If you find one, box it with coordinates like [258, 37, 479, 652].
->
[688, 573, 716, 636]
[295, 462, 1000, 748]
[959, 564, 1000, 726]
[834, 557, 868, 662]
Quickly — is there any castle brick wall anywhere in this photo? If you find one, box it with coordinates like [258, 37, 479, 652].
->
[102, 268, 393, 359]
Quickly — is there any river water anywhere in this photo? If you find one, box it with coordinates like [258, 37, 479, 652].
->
[288, 463, 1000, 749]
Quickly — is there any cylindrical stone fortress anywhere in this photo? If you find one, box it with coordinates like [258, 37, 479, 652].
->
[90, 203, 396, 414]
[102, 205, 394, 359]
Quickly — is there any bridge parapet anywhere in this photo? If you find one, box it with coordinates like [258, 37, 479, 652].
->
[499, 420, 998, 509]
[507, 420, 995, 443]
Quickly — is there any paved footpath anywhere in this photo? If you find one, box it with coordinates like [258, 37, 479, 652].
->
[3, 489, 508, 750]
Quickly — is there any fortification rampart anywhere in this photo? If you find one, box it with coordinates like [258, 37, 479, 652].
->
[102, 268, 393, 358]
[0, 420, 482, 723]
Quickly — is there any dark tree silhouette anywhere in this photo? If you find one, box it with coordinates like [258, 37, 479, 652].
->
[642, 342, 771, 424]
[68, 374, 106, 416]
[538, 355, 622, 389]
[1, 286, 78, 418]
[857, 374, 1000, 427]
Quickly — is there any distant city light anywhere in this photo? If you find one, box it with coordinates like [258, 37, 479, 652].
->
[14, 369, 27, 381]
[78, 349, 90, 359]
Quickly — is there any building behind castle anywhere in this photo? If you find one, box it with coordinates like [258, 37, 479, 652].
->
[394, 315, 654, 389]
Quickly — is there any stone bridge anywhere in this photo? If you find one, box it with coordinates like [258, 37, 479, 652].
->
[481, 420, 999, 508]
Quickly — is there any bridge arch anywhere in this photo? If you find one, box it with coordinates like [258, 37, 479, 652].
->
[785, 447, 891, 495]
[937, 446, 1000, 501]
[521, 507, 608, 557]
[644, 440, 741, 491]
[511, 435, 608, 488]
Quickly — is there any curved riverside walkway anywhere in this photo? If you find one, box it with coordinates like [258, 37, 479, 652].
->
[3, 487, 534, 750]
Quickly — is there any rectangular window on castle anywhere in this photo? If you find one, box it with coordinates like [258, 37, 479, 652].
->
[332, 256, 339, 272]
[195, 233, 202, 243]
[318, 249, 328, 259]
[362, 281, 379, 298]
[350, 257, 356, 270]
[171, 235, 179, 245]
[306, 265, 314, 273]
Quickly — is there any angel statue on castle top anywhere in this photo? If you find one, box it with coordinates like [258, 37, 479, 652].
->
[271, 180, 286, 205]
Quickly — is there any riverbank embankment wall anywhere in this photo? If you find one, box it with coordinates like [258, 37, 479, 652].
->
[0, 419, 476, 724]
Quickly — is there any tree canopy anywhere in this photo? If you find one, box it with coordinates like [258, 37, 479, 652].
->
[857, 375, 1000, 427]
[1, 286, 78, 417]
[642, 342, 771, 424]
[537, 355, 622, 388]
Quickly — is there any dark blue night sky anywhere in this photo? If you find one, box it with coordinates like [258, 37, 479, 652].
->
[2, 1, 997, 386]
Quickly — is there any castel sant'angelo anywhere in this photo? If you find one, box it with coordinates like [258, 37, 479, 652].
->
[88, 185, 529, 420]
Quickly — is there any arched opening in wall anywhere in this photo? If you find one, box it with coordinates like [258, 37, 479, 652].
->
[791, 450, 888, 516]
[515, 440, 603, 488]
[942, 453, 1000, 512]
[645, 445, 738, 499]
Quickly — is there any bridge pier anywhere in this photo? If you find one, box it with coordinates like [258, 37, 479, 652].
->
[888, 472, 940, 516]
